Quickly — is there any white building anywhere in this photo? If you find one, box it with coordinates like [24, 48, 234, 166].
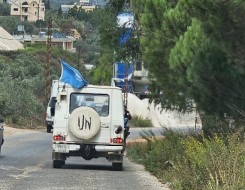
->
[80, 0, 89, 4]
[61, 0, 96, 14]
[10, 0, 45, 22]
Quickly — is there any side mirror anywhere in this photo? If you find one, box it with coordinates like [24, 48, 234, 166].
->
[50, 97, 56, 108]
[50, 97, 56, 116]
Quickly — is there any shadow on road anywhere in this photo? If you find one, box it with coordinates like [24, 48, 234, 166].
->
[60, 163, 116, 171]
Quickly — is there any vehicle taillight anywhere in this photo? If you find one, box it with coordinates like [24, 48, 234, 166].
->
[111, 138, 124, 144]
[53, 135, 65, 141]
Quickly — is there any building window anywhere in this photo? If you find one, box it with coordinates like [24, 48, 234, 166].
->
[13, 8, 18, 11]
[33, 4, 35, 6]
[41, 8, 44, 11]
[23, 8, 28, 12]
[35, 12, 37, 15]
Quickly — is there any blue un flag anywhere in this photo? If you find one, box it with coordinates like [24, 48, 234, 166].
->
[59, 60, 88, 89]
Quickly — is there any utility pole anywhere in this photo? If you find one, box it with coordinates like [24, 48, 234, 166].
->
[77, 46, 80, 71]
[45, 17, 52, 105]
[124, 63, 128, 108]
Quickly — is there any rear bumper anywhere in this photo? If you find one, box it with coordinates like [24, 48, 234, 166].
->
[53, 143, 123, 153]
[95, 145, 123, 152]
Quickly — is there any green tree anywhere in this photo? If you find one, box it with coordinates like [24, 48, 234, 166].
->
[45, 0, 50, 10]
[55, 17, 76, 35]
[35, 19, 48, 30]
[88, 3, 119, 84]
[0, 16, 20, 34]
[89, 49, 114, 85]
[134, 0, 245, 122]
[0, 52, 45, 124]
[58, 6, 63, 16]
[0, 3, 10, 16]
[20, 21, 35, 34]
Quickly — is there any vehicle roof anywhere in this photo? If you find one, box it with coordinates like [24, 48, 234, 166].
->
[55, 81, 122, 91]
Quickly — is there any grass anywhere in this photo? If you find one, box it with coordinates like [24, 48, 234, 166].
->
[126, 128, 245, 190]
[130, 116, 153, 128]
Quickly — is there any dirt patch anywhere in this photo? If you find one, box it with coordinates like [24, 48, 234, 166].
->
[3, 125, 45, 136]
[3, 125, 27, 136]
[127, 136, 164, 145]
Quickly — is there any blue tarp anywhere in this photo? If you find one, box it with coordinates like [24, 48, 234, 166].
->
[115, 62, 134, 80]
[113, 62, 134, 93]
[117, 12, 134, 45]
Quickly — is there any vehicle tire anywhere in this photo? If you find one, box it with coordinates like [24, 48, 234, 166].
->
[47, 125, 52, 133]
[68, 107, 101, 140]
[112, 162, 123, 171]
[53, 160, 65, 168]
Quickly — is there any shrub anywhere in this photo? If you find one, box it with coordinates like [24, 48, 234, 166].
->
[126, 142, 149, 164]
[127, 128, 186, 183]
[130, 116, 152, 127]
[127, 128, 245, 190]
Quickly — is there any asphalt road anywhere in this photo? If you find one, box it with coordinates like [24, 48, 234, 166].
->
[0, 129, 169, 190]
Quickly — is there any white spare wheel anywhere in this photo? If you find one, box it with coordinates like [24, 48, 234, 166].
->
[68, 107, 101, 140]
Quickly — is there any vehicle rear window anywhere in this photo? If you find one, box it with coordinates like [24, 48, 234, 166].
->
[70, 93, 109, 117]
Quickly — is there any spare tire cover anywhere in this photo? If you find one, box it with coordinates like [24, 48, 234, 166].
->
[69, 107, 101, 140]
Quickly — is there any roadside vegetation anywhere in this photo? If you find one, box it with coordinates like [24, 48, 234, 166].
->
[0, 46, 81, 127]
[127, 126, 245, 190]
[130, 116, 152, 128]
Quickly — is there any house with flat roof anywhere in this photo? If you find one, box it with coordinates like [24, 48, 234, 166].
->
[61, 1, 96, 14]
[31, 33, 76, 53]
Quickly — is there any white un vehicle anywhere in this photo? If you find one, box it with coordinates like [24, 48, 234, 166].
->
[51, 82, 125, 170]
[45, 80, 59, 133]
